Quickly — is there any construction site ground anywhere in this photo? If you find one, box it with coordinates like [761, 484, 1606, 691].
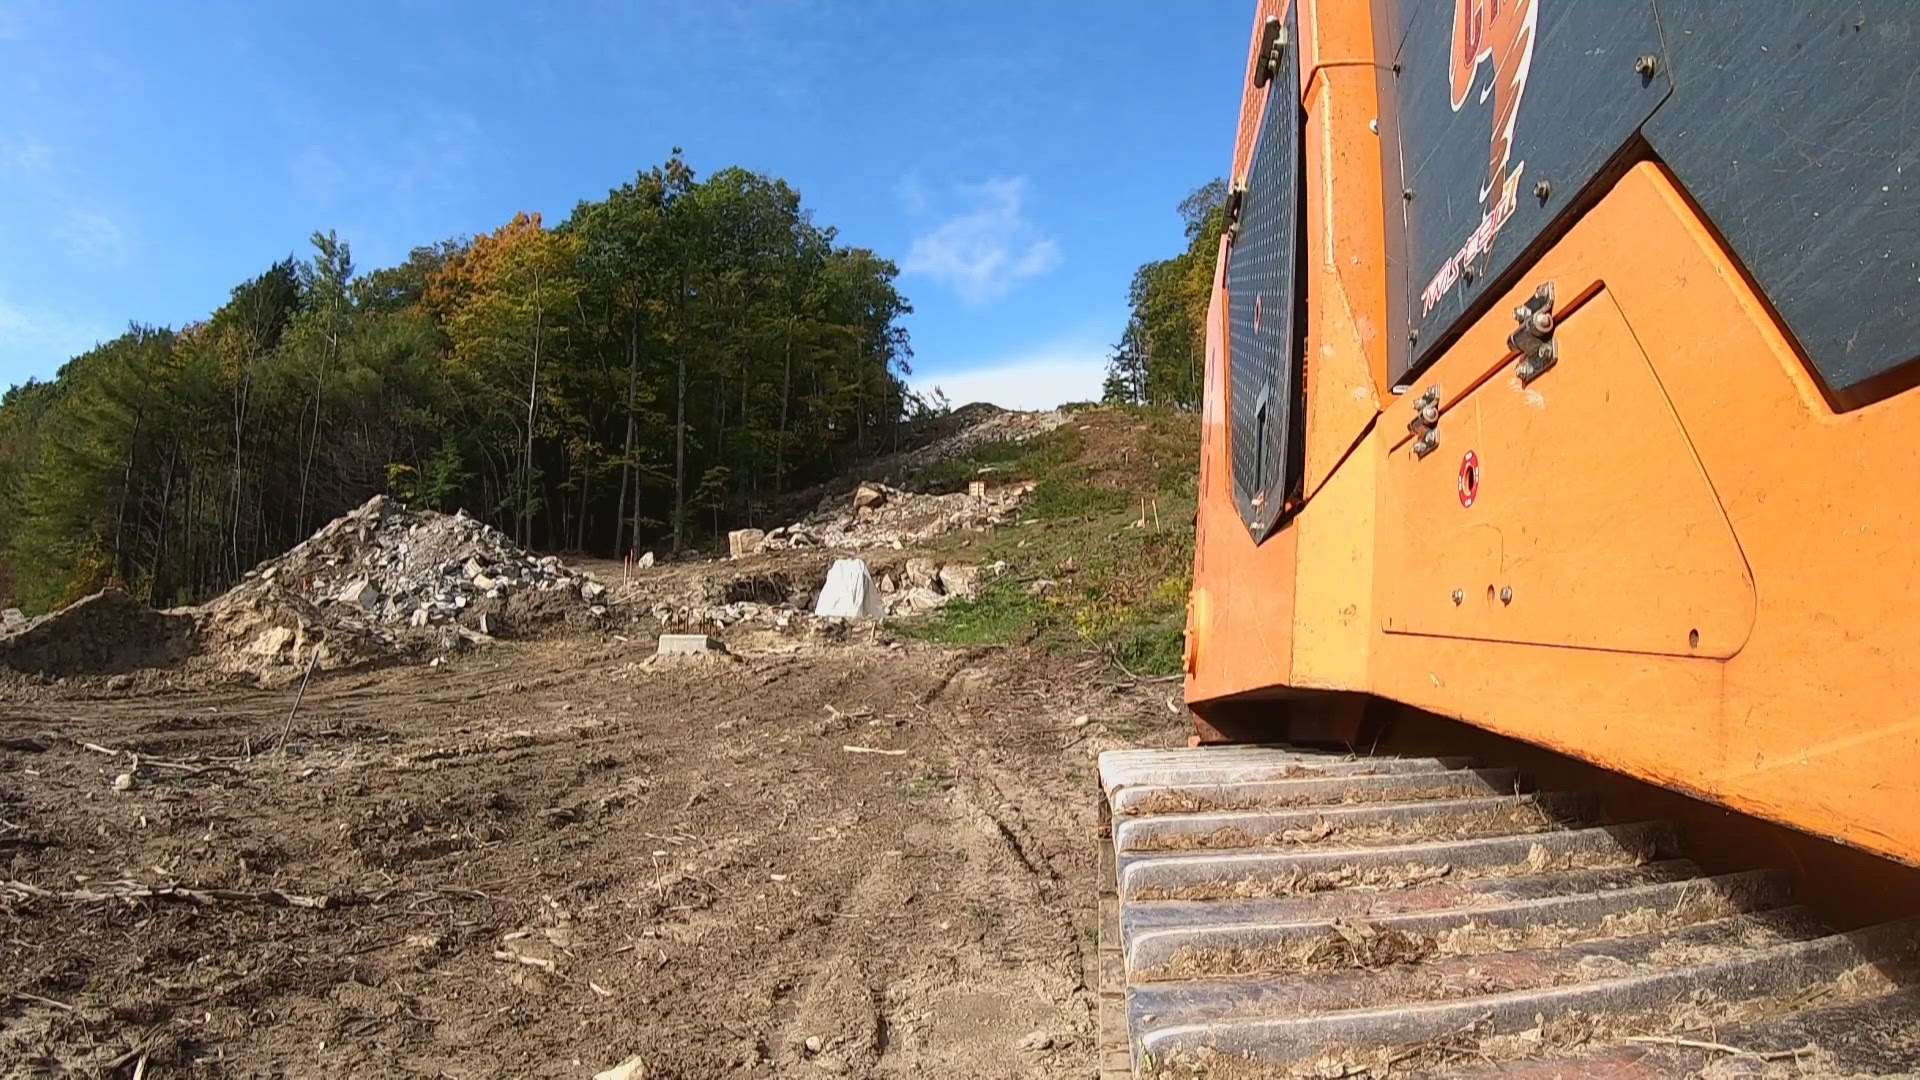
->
[1, 628, 1185, 1078]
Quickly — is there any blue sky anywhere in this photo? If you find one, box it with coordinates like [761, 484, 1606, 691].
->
[0, 1, 1249, 408]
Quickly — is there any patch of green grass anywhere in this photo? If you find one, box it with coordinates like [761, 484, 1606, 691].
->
[916, 580, 1044, 646]
[899, 406, 1201, 676]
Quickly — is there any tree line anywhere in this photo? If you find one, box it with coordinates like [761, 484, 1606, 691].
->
[1102, 179, 1227, 410]
[0, 152, 918, 613]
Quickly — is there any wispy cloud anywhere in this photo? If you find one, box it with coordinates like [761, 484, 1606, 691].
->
[912, 334, 1108, 411]
[289, 146, 348, 205]
[894, 173, 931, 217]
[54, 208, 130, 264]
[0, 134, 133, 266]
[0, 136, 52, 177]
[0, 298, 111, 387]
[902, 176, 1061, 304]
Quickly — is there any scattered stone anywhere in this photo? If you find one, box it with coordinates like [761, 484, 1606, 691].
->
[888, 586, 946, 617]
[581, 580, 607, 603]
[728, 529, 767, 559]
[337, 579, 379, 611]
[593, 1055, 650, 1080]
[106, 673, 135, 692]
[112, 772, 136, 793]
[1071, 714, 1092, 728]
[657, 634, 726, 656]
[1026, 579, 1057, 596]
[756, 480, 1037, 554]
[904, 558, 939, 590]
[803, 1036, 824, 1055]
[1018, 1031, 1054, 1052]
[937, 564, 980, 600]
[0, 608, 23, 629]
[635, 551, 655, 569]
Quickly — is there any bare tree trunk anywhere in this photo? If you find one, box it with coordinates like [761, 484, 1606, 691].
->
[672, 264, 687, 555]
[296, 309, 337, 532]
[229, 364, 251, 581]
[576, 462, 589, 552]
[523, 265, 545, 549]
[112, 416, 141, 585]
[150, 439, 179, 603]
[614, 317, 638, 557]
[776, 318, 794, 492]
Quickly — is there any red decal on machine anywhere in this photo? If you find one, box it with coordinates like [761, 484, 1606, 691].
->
[1458, 450, 1481, 508]
[1420, 0, 1539, 316]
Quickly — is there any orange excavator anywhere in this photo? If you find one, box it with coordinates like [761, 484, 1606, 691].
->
[1098, 1, 1920, 1074]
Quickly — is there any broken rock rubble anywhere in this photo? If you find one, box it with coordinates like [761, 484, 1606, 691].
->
[728, 480, 1035, 557]
[1, 495, 620, 680]
[224, 494, 612, 632]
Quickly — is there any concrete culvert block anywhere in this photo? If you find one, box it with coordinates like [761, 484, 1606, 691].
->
[728, 529, 766, 559]
[657, 634, 726, 656]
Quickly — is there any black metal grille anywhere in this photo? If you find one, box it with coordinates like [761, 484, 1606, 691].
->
[1225, 11, 1303, 540]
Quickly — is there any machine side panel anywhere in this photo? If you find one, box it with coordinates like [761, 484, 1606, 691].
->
[1371, 164, 1920, 867]
[1391, 0, 1667, 381]
[1642, 0, 1920, 398]
[1226, 13, 1307, 538]
[1378, 288, 1756, 658]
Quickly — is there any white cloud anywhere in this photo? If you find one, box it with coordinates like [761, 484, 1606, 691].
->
[54, 209, 130, 264]
[902, 176, 1061, 304]
[913, 342, 1108, 412]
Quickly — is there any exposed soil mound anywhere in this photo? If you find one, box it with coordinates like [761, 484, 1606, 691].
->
[876, 404, 1069, 475]
[0, 588, 197, 676]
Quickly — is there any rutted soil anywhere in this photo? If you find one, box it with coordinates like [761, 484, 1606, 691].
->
[0, 634, 1182, 1078]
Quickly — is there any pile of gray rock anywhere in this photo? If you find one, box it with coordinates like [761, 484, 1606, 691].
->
[190, 495, 616, 675]
[233, 495, 611, 629]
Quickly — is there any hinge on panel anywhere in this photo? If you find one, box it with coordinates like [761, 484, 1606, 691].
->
[1509, 282, 1558, 384]
[1251, 17, 1288, 89]
[1407, 385, 1441, 458]
[1224, 182, 1246, 242]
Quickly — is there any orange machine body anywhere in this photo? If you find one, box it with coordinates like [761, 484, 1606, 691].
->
[1188, 0, 1920, 867]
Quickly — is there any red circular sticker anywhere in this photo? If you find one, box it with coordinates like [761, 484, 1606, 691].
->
[1458, 451, 1480, 508]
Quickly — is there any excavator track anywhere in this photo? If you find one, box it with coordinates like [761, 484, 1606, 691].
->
[1096, 746, 1920, 1078]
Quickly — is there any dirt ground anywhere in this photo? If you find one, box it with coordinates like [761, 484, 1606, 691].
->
[0, 631, 1185, 1078]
